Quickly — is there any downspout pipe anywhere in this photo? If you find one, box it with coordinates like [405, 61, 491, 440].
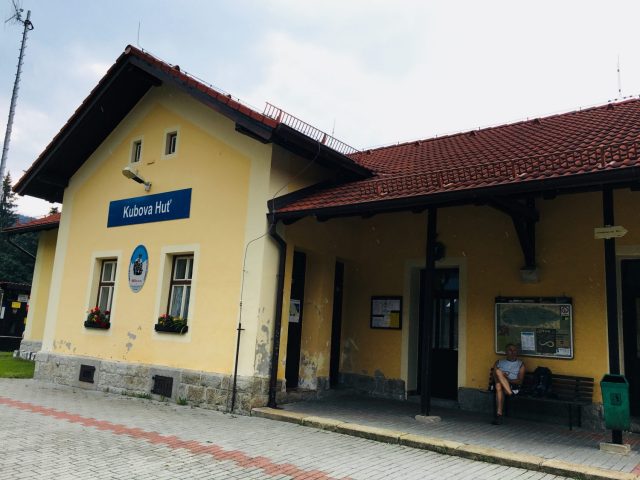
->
[267, 220, 287, 408]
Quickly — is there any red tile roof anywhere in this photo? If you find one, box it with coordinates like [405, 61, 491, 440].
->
[124, 46, 280, 129]
[15, 45, 367, 201]
[275, 99, 640, 216]
[3, 213, 61, 233]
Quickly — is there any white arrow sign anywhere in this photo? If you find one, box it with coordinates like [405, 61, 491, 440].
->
[594, 226, 628, 239]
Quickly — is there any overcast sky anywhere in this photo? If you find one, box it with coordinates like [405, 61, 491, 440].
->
[2, 0, 640, 217]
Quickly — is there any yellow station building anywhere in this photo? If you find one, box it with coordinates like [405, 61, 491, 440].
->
[10, 46, 640, 426]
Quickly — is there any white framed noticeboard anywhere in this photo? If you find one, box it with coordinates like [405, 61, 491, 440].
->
[370, 296, 402, 330]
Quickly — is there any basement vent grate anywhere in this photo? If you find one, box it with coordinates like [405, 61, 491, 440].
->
[151, 375, 173, 397]
[79, 364, 96, 383]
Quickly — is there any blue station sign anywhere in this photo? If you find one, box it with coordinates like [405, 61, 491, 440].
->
[107, 189, 192, 228]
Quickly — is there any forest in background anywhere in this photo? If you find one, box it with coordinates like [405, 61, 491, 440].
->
[0, 173, 47, 284]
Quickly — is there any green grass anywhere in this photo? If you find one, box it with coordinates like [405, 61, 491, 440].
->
[0, 352, 35, 378]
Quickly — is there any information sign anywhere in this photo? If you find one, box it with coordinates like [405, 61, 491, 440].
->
[495, 297, 573, 359]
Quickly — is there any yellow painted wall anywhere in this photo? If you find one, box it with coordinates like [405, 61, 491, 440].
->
[42, 85, 279, 376]
[268, 146, 342, 387]
[278, 217, 359, 387]
[285, 191, 616, 398]
[246, 145, 337, 381]
[23, 228, 58, 342]
[455, 193, 607, 394]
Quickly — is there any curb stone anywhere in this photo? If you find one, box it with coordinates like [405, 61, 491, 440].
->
[335, 423, 405, 443]
[399, 433, 464, 455]
[301, 415, 346, 431]
[251, 407, 640, 480]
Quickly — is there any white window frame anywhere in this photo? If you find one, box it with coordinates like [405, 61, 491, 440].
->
[161, 126, 180, 159]
[165, 131, 178, 156]
[131, 138, 143, 163]
[154, 244, 199, 340]
[85, 251, 121, 331]
[96, 259, 117, 312]
[167, 255, 193, 319]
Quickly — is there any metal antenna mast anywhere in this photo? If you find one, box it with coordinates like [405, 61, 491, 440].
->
[1, 1, 34, 203]
[617, 55, 623, 99]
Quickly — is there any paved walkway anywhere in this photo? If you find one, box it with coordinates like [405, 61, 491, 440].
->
[256, 392, 640, 479]
[0, 379, 571, 479]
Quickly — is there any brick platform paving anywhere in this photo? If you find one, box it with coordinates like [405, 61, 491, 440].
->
[0, 379, 572, 479]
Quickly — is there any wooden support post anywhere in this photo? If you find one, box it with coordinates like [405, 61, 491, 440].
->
[420, 207, 437, 415]
[602, 188, 623, 445]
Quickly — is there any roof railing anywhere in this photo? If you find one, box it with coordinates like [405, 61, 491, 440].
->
[263, 102, 359, 156]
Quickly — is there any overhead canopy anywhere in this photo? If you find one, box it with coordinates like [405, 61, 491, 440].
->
[271, 100, 640, 222]
[2, 212, 60, 234]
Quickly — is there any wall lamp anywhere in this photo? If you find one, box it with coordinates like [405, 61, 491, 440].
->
[122, 166, 151, 191]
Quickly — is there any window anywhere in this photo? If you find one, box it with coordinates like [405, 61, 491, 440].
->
[167, 255, 193, 319]
[165, 131, 178, 155]
[96, 260, 117, 312]
[131, 140, 142, 163]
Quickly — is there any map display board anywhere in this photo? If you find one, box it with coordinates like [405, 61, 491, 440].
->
[495, 297, 573, 359]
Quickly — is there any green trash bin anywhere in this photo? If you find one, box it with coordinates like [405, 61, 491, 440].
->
[600, 374, 630, 430]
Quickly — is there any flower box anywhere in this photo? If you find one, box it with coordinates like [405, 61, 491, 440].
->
[154, 323, 188, 334]
[84, 320, 110, 330]
[155, 314, 188, 334]
[85, 307, 110, 330]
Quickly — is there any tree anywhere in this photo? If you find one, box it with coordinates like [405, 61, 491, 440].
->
[0, 173, 18, 230]
[0, 172, 37, 284]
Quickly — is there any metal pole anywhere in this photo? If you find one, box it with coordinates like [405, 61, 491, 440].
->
[602, 188, 623, 445]
[420, 207, 437, 415]
[229, 319, 244, 413]
[0, 10, 33, 203]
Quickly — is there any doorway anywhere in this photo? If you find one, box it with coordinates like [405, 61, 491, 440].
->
[620, 259, 640, 416]
[330, 261, 344, 387]
[286, 251, 307, 389]
[417, 268, 459, 400]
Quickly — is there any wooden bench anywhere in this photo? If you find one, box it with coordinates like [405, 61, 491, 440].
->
[491, 371, 594, 429]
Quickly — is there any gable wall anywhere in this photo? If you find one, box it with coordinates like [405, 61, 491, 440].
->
[40, 85, 276, 376]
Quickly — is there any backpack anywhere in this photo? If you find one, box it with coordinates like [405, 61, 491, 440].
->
[531, 366, 553, 398]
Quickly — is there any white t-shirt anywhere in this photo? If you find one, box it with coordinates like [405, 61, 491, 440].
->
[496, 359, 523, 381]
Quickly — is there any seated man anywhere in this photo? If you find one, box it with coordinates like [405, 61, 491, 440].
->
[492, 343, 525, 424]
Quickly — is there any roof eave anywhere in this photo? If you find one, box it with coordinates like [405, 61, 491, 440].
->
[14, 46, 370, 202]
[3, 221, 60, 234]
[270, 167, 640, 223]
[14, 52, 160, 202]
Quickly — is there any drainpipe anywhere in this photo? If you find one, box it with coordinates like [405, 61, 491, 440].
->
[267, 220, 287, 408]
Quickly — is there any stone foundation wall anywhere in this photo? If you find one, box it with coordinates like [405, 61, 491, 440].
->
[34, 352, 269, 413]
[339, 372, 405, 400]
[14, 340, 42, 361]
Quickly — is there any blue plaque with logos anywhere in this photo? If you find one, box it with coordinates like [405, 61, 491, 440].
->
[108, 189, 192, 227]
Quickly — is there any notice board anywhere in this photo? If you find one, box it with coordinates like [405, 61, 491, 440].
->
[495, 297, 573, 359]
[370, 296, 402, 329]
